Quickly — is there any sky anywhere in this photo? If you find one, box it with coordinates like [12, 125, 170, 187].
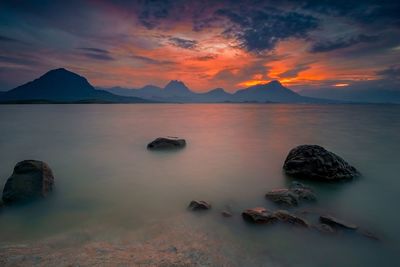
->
[0, 0, 399, 93]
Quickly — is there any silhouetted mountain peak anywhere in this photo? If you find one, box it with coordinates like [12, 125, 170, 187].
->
[267, 80, 284, 87]
[0, 68, 152, 103]
[164, 80, 191, 95]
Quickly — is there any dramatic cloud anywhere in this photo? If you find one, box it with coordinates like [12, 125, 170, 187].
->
[77, 47, 114, 61]
[169, 37, 198, 49]
[377, 65, 400, 80]
[0, 0, 399, 91]
[278, 64, 311, 78]
[310, 34, 379, 53]
[214, 7, 319, 53]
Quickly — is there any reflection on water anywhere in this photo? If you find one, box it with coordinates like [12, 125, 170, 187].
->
[0, 104, 399, 266]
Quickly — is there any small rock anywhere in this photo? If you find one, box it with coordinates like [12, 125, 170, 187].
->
[242, 207, 277, 224]
[221, 210, 233, 217]
[319, 215, 358, 230]
[147, 137, 186, 150]
[291, 187, 316, 201]
[283, 145, 360, 181]
[265, 189, 299, 206]
[358, 229, 380, 241]
[2, 160, 54, 204]
[273, 210, 309, 227]
[314, 223, 336, 234]
[188, 200, 211, 211]
[290, 181, 308, 189]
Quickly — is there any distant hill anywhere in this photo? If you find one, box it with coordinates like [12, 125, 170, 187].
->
[232, 80, 331, 103]
[105, 80, 335, 103]
[300, 87, 400, 104]
[0, 68, 152, 103]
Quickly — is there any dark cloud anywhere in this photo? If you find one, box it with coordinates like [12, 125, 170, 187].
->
[214, 7, 319, 53]
[376, 65, 400, 80]
[310, 34, 379, 53]
[131, 55, 176, 65]
[0, 35, 22, 43]
[297, 0, 400, 27]
[211, 60, 271, 86]
[169, 37, 198, 49]
[0, 55, 41, 66]
[77, 47, 114, 61]
[278, 64, 310, 78]
[193, 54, 218, 61]
[78, 47, 110, 54]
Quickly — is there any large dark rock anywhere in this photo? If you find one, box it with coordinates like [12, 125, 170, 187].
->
[283, 145, 360, 181]
[147, 137, 186, 150]
[242, 207, 277, 224]
[188, 200, 211, 211]
[2, 160, 54, 204]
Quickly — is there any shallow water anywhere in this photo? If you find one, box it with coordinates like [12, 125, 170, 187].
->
[0, 104, 399, 266]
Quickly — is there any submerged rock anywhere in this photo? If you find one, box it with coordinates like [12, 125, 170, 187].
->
[221, 210, 233, 217]
[319, 215, 358, 230]
[313, 223, 336, 234]
[265, 189, 299, 206]
[242, 207, 277, 224]
[283, 145, 360, 181]
[2, 160, 54, 204]
[147, 137, 186, 150]
[265, 183, 316, 206]
[273, 210, 309, 227]
[188, 200, 211, 211]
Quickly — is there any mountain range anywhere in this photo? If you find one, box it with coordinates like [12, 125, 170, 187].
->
[3, 68, 397, 104]
[103, 79, 334, 103]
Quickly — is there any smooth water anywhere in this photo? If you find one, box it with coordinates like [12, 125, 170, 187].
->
[0, 104, 399, 266]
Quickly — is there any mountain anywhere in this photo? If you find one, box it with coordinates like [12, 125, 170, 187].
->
[104, 80, 336, 103]
[196, 88, 233, 102]
[300, 87, 400, 104]
[232, 80, 330, 103]
[0, 68, 152, 103]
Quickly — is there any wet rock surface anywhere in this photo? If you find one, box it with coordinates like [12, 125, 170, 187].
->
[265, 182, 316, 206]
[188, 200, 211, 211]
[265, 189, 299, 206]
[147, 137, 186, 150]
[242, 207, 277, 224]
[273, 210, 309, 227]
[2, 160, 54, 204]
[319, 215, 358, 230]
[283, 145, 360, 181]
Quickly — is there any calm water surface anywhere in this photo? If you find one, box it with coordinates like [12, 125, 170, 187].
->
[0, 104, 399, 266]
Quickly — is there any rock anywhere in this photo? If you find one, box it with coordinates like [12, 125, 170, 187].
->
[273, 210, 309, 227]
[265, 189, 299, 206]
[319, 215, 358, 230]
[358, 229, 380, 241]
[242, 207, 277, 224]
[2, 160, 54, 204]
[147, 137, 186, 150]
[313, 223, 336, 234]
[283, 145, 360, 181]
[290, 187, 316, 201]
[290, 181, 308, 189]
[221, 210, 233, 217]
[188, 200, 211, 211]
